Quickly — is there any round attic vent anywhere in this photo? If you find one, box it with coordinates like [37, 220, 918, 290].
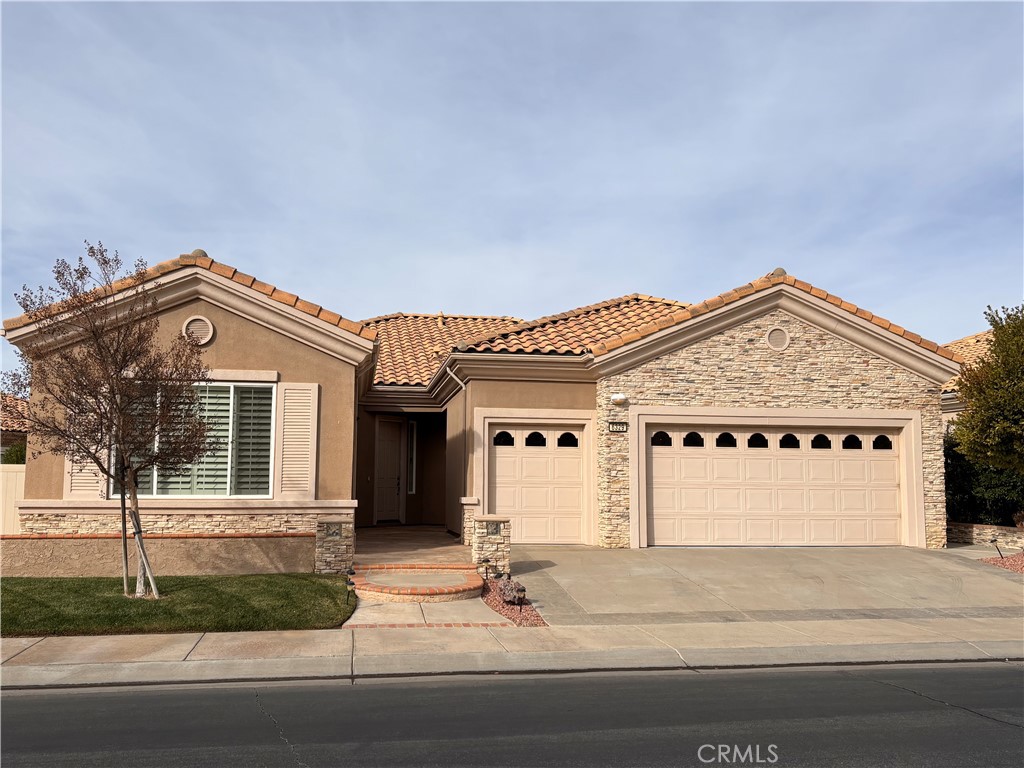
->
[182, 315, 214, 346]
[765, 326, 790, 352]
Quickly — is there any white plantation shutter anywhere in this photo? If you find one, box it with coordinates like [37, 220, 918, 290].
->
[157, 385, 231, 496]
[65, 458, 107, 499]
[274, 383, 319, 499]
[231, 386, 273, 495]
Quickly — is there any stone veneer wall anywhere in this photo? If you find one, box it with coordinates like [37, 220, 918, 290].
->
[471, 515, 511, 577]
[596, 309, 946, 549]
[314, 514, 355, 574]
[19, 512, 319, 535]
[947, 522, 1024, 550]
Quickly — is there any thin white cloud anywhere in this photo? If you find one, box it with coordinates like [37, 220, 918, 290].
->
[2, 1, 1020, 354]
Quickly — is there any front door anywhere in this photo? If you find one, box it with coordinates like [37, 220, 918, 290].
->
[374, 417, 405, 523]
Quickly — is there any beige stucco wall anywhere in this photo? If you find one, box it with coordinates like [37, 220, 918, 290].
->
[23, 297, 358, 505]
[354, 406, 376, 527]
[596, 309, 946, 549]
[445, 389, 467, 533]
[1, 535, 314, 576]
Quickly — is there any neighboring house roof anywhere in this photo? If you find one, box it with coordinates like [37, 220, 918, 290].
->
[464, 294, 690, 355]
[1, 393, 29, 434]
[2, 250, 376, 342]
[941, 329, 993, 393]
[365, 312, 523, 386]
[463, 270, 960, 363]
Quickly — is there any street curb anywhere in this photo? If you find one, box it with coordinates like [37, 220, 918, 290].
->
[3, 655, 1021, 691]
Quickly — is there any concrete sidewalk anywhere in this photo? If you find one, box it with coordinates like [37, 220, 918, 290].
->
[3, 612, 1022, 689]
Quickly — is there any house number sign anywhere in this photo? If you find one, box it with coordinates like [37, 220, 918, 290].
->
[608, 422, 628, 433]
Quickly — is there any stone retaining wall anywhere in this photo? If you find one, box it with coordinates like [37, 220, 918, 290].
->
[947, 522, 1024, 550]
[1, 533, 314, 577]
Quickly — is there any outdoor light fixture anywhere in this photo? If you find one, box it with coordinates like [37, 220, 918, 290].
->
[610, 393, 629, 406]
[346, 578, 356, 604]
[346, 567, 356, 578]
[515, 585, 527, 613]
[481, 557, 491, 580]
[990, 536, 1004, 559]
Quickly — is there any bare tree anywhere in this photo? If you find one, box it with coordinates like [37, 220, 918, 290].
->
[2, 243, 213, 598]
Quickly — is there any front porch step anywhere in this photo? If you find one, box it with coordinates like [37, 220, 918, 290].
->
[352, 563, 483, 603]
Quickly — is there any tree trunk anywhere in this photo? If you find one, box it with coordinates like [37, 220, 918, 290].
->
[126, 470, 160, 599]
[119, 461, 130, 597]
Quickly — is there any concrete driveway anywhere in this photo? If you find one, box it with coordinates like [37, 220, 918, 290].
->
[511, 545, 1024, 626]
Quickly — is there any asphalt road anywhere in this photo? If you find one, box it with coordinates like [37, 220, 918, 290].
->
[3, 663, 1022, 768]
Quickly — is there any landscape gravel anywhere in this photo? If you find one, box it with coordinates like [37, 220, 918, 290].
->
[481, 578, 547, 627]
[980, 551, 1024, 574]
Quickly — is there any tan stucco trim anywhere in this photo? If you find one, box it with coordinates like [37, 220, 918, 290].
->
[470, 407, 598, 545]
[209, 369, 280, 382]
[591, 285, 960, 386]
[625, 406, 927, 549]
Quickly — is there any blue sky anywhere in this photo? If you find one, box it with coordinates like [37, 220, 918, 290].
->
[2, 1, 1021, 363]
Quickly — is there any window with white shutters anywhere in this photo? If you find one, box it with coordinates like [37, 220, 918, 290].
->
[125, 384, 275, 498]
[231, 386, 273, 495]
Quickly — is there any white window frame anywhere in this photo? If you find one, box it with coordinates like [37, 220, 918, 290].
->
[126, 381, 277, 500]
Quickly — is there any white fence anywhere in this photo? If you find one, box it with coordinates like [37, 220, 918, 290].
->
[1, 465, 26, 534]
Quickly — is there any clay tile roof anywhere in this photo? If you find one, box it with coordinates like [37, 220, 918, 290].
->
[463, 294, 691, 356]
[571, 270, 958, 363]
[365, 313, 524, 386]
[1, 393, 29, 434]
[940, 330, 993, 392]
[2, 252, 377, 342]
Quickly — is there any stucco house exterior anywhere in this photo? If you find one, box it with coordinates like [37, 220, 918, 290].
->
[3, 252, 963, 550]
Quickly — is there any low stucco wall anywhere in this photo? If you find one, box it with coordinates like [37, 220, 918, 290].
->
[1, 533, 314, 577]
[947, 522, 1024, 550]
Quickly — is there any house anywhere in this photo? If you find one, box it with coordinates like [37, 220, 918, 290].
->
[940, 330, 993, 424]
[2, 252, 962, 550]
[1, 393, 28, 455]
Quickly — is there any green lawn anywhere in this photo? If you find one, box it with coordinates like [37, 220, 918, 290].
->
[0, 574, 357, 637]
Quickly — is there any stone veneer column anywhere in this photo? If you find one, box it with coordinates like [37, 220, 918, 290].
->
[460, 497, 480, 545]
[314, 513, 355, 574]
[471, 515, 511, 577]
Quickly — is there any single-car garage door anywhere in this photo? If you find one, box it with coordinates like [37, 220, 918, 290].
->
[489, 426, 585, 544]
[646, 426, 901, 546]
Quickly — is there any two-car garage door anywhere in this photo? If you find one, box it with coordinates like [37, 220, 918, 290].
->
[646, 425, 902, 546]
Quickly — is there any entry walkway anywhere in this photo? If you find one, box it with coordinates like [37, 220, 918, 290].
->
[353, 526, 469, 566]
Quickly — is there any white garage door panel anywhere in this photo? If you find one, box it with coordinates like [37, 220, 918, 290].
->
[489, 426, 586, 544]
[647, 426, 902, 546]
